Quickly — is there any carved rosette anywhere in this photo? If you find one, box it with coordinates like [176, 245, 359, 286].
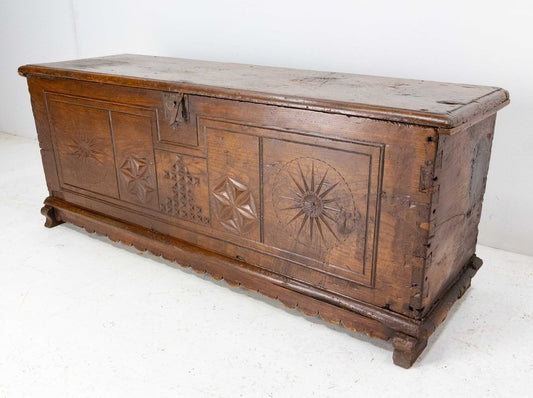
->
[272, 157, 359, 249]
[160, 155, 209, 224]
[212, 176, 259, 235]
[119, 155, 155, 203]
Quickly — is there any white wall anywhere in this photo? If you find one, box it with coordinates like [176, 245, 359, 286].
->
[1, 0, 532, 256]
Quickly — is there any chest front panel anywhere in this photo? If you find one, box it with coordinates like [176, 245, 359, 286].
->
[31, 77, 434, 317]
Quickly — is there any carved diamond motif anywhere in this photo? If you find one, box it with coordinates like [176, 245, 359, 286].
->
[119, 155, 155, 203]
[212, 177, 258, 235]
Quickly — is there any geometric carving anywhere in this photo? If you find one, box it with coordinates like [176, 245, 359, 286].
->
[272, 157, 359, 249]
[212, 176, 259, 235]
[67, 136, 103, 164]
[119, 155, 155, 204]
[159, 155, 209, 224]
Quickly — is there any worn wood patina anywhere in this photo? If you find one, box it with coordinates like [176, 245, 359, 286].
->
[19, 55, 509, 367]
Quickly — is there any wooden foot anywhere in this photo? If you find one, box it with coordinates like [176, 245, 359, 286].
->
[392, 333, 428, 369]
[41, 204, 63, 228]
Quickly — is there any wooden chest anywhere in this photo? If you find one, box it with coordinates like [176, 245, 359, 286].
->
[19, 55, 509, 367]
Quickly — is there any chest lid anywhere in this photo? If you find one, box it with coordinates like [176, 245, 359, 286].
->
[19, 54, 509, 133]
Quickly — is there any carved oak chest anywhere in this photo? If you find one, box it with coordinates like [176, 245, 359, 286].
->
[19, 55, 509, 367]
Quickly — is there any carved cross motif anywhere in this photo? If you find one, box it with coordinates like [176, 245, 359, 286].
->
[212, 177, 258, 235]
[160, 155, 208, 224]
[119, 155, 155, 203]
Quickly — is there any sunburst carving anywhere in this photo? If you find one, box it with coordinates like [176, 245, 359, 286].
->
[273, 158, 358, 249]
[283, 161, 340, 241]
[119, 155, 155, 203]
[67, 136, 103, 163]
[212, 177, 258, 235]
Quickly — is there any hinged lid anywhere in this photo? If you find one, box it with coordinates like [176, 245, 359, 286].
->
[19, 54, 509, 134]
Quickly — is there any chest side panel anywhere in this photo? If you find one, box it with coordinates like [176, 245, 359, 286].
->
[421, 115, 496, 316]
[28, 76, 434, 318]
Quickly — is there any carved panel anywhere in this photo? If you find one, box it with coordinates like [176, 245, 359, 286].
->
[67, 136, 104, 164]
[119, 155, 155, 204]
[200, 119, 383, 286]
[111, 111, 158, 209]
[158, 153, 209, 224]
[272, 157, 359, 250]
[206, 127, 261, 241]
[212, 176, 259, 235]
[263, 137, 383, 286]
[47, 99, 119, 198]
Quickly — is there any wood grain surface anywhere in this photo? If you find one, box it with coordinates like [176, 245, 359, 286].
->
[19, 54, 509, 131]
[20, 55, 509, 367]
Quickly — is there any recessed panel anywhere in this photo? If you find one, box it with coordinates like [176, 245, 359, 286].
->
[111, 111, 158, 209]
[155, 150, 210, 226]
[263, 138, 381, 283]
[48, 100, 119, 198]
[206, 128, 260, 242]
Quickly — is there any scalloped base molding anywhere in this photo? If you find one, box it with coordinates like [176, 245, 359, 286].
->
[42, 196, 482, 368]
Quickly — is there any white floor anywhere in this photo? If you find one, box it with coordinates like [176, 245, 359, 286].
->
[0, 132, 532, 398]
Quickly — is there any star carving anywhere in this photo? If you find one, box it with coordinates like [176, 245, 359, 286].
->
[281, 160, 341, 243]
[212, 177, 258, 235]
[273, 157, 358, 249]
[119, 155, 154, 203]
[68, 136, 103, 163]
